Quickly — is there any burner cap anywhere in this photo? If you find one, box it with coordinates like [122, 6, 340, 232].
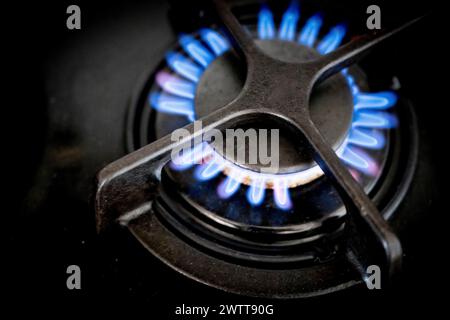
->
[195, 39, 354, 173]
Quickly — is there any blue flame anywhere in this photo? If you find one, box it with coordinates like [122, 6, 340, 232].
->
[298, 14, 322, 47]
[179, 34, 214, 68]
[317, 24, 347, 55]
[165, 52, 202, 83]
[344, 72, 360, 95]
[353, 111, 398, 129]
[354, 92, 397, 111]
[278, 1, 300, 41]
[273, 180, 293, 210]
[258, 5, 276, 40]
[217, 176, 241, 199]
[195, 159, 224, 181]
[150, 92, 195, 121]
[348, 128, 385, 149]
[339, 146, 378, 176]
[247, 179, 266, 206]
[170, 142, 212, 171]
[200, 28, 230, 56]
[156, 71, 196, 99]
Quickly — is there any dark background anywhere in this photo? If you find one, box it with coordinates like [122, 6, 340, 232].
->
[4, 0, 446, 317]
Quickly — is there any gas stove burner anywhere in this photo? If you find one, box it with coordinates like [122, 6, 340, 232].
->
[147, 1, 398, 213]
[97, 0, 422, 298]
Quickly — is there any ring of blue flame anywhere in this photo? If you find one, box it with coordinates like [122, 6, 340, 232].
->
[150, 1, 398, 211]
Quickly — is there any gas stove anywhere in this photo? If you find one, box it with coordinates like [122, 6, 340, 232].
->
[6, 0, 444, 316]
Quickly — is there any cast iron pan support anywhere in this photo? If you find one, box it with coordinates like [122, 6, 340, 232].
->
[96, 0, 421, 292]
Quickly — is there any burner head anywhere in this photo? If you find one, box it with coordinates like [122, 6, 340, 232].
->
[146, 22, 397, 212]
[195, 39, 354, 173]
